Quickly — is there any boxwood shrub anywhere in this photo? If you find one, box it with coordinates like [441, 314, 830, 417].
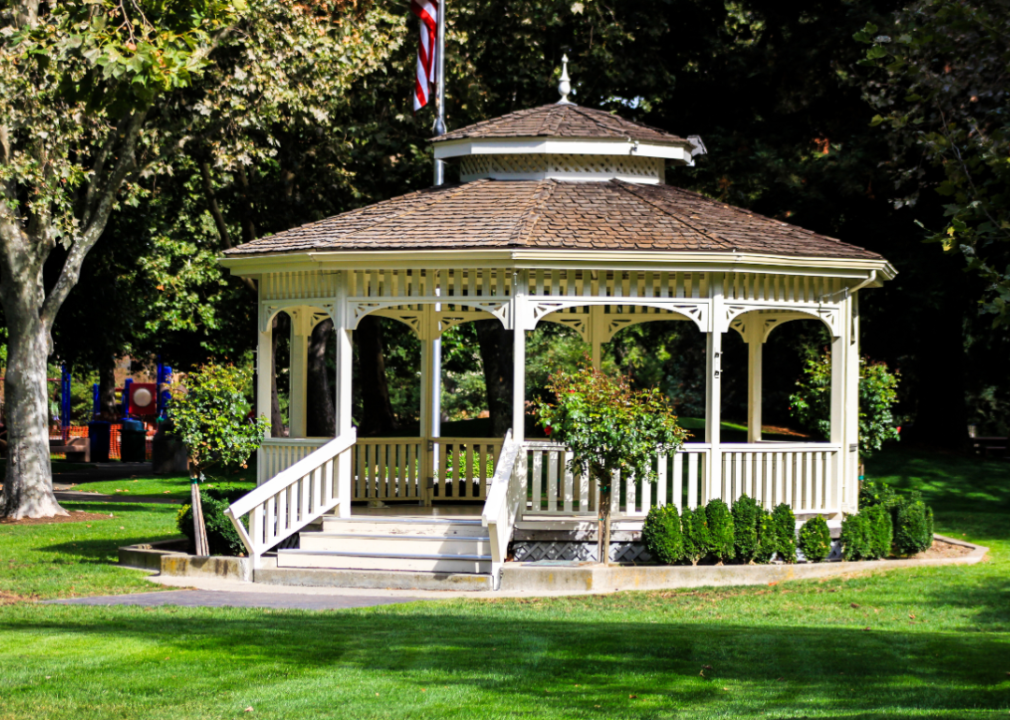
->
[731, 494, 761, 563]
[799, 515, 832, 562]
[894, 492, 934, 555]
[177, 487, 247, 556]
[841, 513, 871, 561]
[865, 504, 894, 559]
[705, 499, 736, 564]
[642, 503, 683, 564]
[754, 509, 777, 563]
[681, 506, 710, 565]
[771, 503, 798, 563]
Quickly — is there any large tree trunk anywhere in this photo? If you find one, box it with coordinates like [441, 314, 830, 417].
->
[1, 302, 67, 518]
[475, 319, 513, 438]
[306, 319, 335, 437]
[356, 315, 397, 436]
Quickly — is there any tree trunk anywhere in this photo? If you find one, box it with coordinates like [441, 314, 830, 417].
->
[356, 315, 397, 436]
[1, 310, 67, 518]
[98, 355, 118, 418]
[475, 319, 513, 438]
[306, 319, 335, 437]
[597, 480, 612, 566]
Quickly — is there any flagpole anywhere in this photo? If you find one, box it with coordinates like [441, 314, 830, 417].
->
[433, 0, 446, 185]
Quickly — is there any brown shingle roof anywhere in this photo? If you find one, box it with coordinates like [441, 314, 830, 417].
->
[433, 104, 689, 146]
[223, 180, 882, 261]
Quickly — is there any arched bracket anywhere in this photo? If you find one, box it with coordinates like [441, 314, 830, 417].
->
[728, 306, 843, 341]
[259, 301, 337, 333]
[530, 299, 709, 333]
[348, 299, 510, 332]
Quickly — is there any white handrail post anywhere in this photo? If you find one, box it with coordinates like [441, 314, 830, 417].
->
[705, 273, 724, 503]
[334, 271, 354, 518]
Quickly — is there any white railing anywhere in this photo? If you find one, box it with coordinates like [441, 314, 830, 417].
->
[257, 437, 329, 486]
[353, 438, 426, 502]
[431, 437, 504, 501]
[523, 441, 710, 517]
[227, 430, 357, 566]
[481, 431, 524, 589]
[718, 443, 841, 513]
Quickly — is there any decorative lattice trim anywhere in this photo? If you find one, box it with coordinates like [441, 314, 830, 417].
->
[460, 154, 663, 182]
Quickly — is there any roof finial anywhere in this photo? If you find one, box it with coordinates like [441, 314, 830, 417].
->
[557, 54, 574, 105]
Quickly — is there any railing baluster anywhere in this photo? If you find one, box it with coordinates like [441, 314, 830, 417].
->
[563, 451, 574, 513]
[532, 450, 543, 512]
[547, 451, 558, 512]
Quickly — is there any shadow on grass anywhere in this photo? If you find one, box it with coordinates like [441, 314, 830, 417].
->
[3, 610, 1007, 717]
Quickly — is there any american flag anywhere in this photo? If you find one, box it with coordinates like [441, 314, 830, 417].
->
[410, 0, 439, 110]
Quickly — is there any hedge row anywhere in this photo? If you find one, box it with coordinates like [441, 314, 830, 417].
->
[643, 496, 800, 565]
[842, 480, 934, 558]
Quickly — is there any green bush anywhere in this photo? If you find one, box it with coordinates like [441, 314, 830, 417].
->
[859, 478, 898, 509]
[642, 504, 683, 565]
[732, 494, 761, 563]
[771, 504, 797, 563]
[894, 493, 934, 555]
[841, 513, 871, 561]
[705, 499, 735, 564]
[177, 488, 246, 556]
[865, 504, 894, 559]
[681, 506, 710, 566]
[798, 515, 832, 562]
[754, 509, 777, 563]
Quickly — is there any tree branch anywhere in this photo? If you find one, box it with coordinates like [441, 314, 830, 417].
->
[198, 158, 256, 294]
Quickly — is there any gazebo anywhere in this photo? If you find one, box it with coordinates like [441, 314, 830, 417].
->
[221, 78, 895, 585]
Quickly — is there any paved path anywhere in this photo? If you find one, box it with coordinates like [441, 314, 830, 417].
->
[49, 590, 420, 610]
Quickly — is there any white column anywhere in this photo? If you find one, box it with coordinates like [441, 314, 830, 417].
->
[288, 308, 311, 438]
[589, 306, 604, 371]
[845, 293, 861, 512]
[512, 273, 527, 442]
[256, 305, 273, 436]
[418, 306, 438, 505]
[334, 274, 354, 517]
[705, 274, 724, 502]
[746, 320, 763, 443]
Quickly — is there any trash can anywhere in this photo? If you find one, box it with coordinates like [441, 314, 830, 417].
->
[88, 421, 110, 463]
[120, 418, 147, 463]
[152, 419, 189, 474]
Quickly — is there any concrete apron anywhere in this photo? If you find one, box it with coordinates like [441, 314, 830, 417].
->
[120, 535, 988, 597]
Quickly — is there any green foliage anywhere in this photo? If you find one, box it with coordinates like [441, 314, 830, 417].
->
[177, 488, 246, 556]
[642, 504, 683, 565]
[865, 504, 894, 560]
[789, 354, 901, 457]
[754, 509, 777, 564]
[681, 506, 710, 566]
[704, 499, 735, 564]
[732, 494, 761, 563]
[860, 478, 899, 510]
[894, 493, 934, 555]
[798, 516, 832, 563]
[771, 504, 798, 563]
[856, 5, 1010, 327]
[168, 364, 267, 476]
[841, 513, 871, 561]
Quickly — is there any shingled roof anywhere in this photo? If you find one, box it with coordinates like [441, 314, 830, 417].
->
[432, 104, 689, 146]
[223, 180, 882, 261]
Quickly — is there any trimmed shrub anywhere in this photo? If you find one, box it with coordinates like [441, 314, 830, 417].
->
[841, 513, 871, 561]
[705, 499, 736, 564]
[732, 494, 761, 563]
[894, 493, 933, 555]
[865, 504, 893, 559]
[771, 504, 797, 563]
[681, 506, 710, 566]
[642, 504, 684, 565]
[177, 488, 246, 556]
[754, 509, 777, 563]
[799, 515, 832, 562]
[859, 478, 898, 509]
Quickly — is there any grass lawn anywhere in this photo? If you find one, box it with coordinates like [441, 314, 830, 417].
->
[0, 448, 1008, 719]
[65, 474, 255, 502]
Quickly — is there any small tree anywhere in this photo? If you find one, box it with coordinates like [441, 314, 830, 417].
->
[169, 364, 267, 554]
[535, 362, 688, 564]
[789, 354, 901, 457]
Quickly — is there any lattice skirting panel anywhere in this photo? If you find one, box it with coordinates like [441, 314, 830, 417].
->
[511, 541, 653, 564]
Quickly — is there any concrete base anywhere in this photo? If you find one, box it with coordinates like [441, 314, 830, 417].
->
[255, 565, 493, 591]
[119, 539, 252, 582]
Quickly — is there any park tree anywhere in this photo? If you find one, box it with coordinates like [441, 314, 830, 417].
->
[535, 362, 688, 564]
[0, 0, 242, 519]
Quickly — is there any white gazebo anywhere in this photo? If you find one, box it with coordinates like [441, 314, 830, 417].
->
[221, 79, 895, 584]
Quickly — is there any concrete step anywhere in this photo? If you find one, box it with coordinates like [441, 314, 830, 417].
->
[254, 563, 493, 591]
[299, 532, 492, 556]
[320, 516, 486, 537]
[277, 549, 492, 574]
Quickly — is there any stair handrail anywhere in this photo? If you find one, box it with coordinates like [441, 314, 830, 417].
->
[481, 429, 525, 589]
[226, 429, 357, 567]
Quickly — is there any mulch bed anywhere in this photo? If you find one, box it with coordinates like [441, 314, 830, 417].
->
[916, 539, 973, 559]
[0, 510, 117, 526]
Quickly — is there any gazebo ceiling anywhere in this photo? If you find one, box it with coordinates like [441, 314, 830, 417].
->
[222, 178, 882, 262]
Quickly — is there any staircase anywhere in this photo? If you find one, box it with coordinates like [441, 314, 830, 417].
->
[276, 515, 493, 575]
